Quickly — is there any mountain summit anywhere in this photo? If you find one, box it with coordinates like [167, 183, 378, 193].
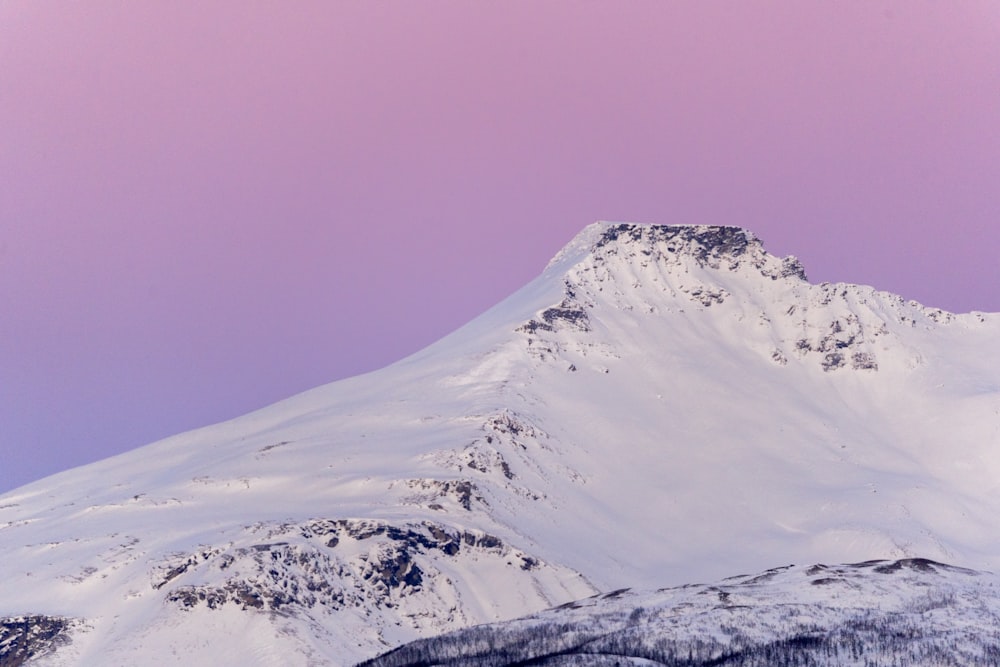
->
[2, 222, 999, 665]
[548, 223, 807, 280]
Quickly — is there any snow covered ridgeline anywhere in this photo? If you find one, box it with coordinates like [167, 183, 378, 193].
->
[592, 224, 807, 281]
[358, 559, 1000, 667]
[528, 222, 966, 374]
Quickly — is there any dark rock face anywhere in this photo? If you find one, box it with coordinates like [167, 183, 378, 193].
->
[796, 314, 881, 372]
[591, 224, 808, 282]
[595, 224, 752, 266]
[518, 303, 590, 335]
[160, 519, 532, 615]
[401, 478, 486, 511]
[0, 616, 72, 667]
[779, 256, 808, 281]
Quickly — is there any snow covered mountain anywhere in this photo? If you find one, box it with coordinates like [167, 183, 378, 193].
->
[2, 223, 999, 665]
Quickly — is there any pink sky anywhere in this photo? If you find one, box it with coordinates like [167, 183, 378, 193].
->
[2, 2, 999, 491]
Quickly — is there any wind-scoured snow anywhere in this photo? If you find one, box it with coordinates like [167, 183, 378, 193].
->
[1, 223, 999, 665]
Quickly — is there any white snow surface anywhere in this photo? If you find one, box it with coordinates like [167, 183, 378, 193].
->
[2, 222, 999, 665]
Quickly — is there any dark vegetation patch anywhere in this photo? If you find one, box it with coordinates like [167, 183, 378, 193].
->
[356, 559, 998, 667]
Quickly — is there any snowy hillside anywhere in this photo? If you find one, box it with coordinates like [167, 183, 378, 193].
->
[2, 223, 999, 665]
[361, 558, 1000, 666]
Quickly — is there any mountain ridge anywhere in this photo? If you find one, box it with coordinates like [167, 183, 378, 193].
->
[359, 557, 1000, 667]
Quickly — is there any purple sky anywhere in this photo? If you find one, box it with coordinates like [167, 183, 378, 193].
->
[2, 2, 999, 492]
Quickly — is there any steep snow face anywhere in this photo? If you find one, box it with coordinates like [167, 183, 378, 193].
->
[1, 222, 999, 665]
[361, 558, 1000, 667]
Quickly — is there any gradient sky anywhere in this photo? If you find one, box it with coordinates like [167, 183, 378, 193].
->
[2, 2, 999, 492]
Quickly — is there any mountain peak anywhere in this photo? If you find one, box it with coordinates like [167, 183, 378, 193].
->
[523, 222, 979, 377]
[548, 222, 807, 282]
[595, 222, 754, 256]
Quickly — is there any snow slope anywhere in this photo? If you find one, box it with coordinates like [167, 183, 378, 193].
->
[361, 558, 1000, 666]
[2, 223, 999, 665]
